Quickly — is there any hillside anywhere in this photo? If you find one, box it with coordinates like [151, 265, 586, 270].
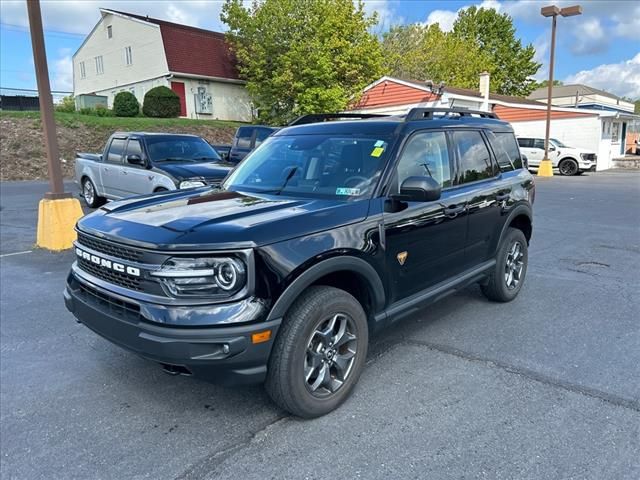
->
[0, 111, 241, 181]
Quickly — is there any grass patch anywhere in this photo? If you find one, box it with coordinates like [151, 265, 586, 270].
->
[0, 110, 245, 130]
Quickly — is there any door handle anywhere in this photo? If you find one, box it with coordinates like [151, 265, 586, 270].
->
[444, 205, 465, 217]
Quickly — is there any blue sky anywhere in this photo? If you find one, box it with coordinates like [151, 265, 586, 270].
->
[1, 0, 639, 98]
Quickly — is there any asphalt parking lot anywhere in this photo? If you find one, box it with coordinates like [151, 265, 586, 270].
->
[1, 172, 639, 479]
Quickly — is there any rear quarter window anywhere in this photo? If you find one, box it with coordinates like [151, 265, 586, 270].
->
[490, 132, 523, 171]
[235, 127, 253, 149]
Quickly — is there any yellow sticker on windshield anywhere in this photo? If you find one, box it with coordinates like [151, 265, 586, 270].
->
[370, 147, 384, 157]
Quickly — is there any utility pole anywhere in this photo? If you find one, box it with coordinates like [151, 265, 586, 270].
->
[538, 4, 582, 177]
[27, 0, 83, 250]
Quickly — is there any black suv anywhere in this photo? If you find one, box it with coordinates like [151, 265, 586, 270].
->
[65, 108, 534, 418]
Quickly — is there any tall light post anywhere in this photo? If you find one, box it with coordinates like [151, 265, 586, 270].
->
[538, 4, 582, 177]
[27, 0, 83, 250]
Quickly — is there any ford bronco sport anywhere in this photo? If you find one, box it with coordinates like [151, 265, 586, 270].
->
[65, 108, 534, 418]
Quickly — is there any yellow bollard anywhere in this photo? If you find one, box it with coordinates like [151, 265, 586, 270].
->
[36, 197, 84, 251]
[537, 159, 554, 177]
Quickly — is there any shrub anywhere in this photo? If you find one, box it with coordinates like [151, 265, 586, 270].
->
[113, 91, 139, 117]
[79, 107, 93, 115]
[56, 95, 76, 113]
[94, 104, 114, 117]
[143, 86, 181, 118]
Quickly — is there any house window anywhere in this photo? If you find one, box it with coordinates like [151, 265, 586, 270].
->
[107, 25, 112, 39]
[611, 122, 620, 143]
[79, 61, 86, 79]
[124, 46, 133, 66]
[95, 56, 104, 75]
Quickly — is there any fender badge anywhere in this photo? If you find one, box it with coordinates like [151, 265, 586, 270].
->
[397, 251, 408, 266]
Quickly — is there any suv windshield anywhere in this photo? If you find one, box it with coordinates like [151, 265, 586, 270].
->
[550, 138, 568, 148]
[146, 136, 221, 163]
[223, 135, 391, 199]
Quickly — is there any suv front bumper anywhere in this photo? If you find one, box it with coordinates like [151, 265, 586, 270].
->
[64, 272, 281, 386]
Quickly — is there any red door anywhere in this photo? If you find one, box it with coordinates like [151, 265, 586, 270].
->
[171, 81, 187, 117]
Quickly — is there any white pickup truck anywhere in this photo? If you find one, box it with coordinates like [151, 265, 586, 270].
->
[75, 132, 233, 207]
[517, 137, 597, 176]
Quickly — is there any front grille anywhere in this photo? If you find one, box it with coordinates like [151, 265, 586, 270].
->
[78, 257, 142, 291]
[76, 281, 141, 322]
[77, 232, 142, 262]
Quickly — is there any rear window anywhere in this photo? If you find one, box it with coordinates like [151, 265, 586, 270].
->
[490, 132, 523, 171]
[235, 127, 253, 149]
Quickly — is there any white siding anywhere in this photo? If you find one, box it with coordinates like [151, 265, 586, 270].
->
[172, 77, 253, 122]
[93, 76, 170, 108]
[509, 116, 614, 170]
[73, 13, 169, 98]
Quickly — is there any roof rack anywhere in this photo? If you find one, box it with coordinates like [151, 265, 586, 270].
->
[405, 107, 497, 121]
[288, 113, 389, 126]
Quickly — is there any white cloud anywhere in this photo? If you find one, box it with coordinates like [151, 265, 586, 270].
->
[51, 48, 73, 92]
[570, 18, 607, 55]
[0, 0, 226, 35]
[361, 0, 401, 33]
[532, 35, 550, 81]
[424, 0, 501, 31]
[565, 53, 640, 99]
[611, 4, 640, 40]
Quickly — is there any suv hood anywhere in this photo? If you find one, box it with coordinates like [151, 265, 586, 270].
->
[78, 188, 370, 249]
[155, 161, 234, 181]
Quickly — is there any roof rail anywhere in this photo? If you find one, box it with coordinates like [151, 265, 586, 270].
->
[288, 112, 389, 126]
[405, 107, 498, 121]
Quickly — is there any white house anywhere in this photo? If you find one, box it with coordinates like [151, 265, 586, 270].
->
[72, 9, 252, 121]
[350, 76, 639, 170]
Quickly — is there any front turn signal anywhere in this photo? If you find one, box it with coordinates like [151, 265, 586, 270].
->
[251, 330, 272, 344]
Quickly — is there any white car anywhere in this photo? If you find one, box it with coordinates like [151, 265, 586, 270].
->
[517, 137, 597, 176]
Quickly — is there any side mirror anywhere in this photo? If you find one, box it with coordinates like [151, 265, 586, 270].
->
[548, 145, 556, 152]
[127, 154, 145, 167]
[521, 154, 529, 169]
[395, 176, 441, 202]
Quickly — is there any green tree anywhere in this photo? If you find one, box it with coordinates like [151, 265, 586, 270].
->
[451, 6, 540, 96]
[221, 0, 385, 124]
[634, 99, 640, 114]
[381, 23, 493, 90]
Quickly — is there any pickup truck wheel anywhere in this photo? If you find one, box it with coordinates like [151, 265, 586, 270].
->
[558, 158, 579, 176]
[266, 286, 368, 418]
[82, 178, 104, 208]
[481, 227, 528, 302]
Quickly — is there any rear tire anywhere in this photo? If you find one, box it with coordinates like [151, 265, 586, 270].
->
[558, 158, 579, 176]
[81, 177, 104, 208]
[481, 228, 528, 302]
[266, 286, 368, 418]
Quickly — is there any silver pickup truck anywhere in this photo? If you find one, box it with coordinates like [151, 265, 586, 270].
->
[75, 132, 234, 207]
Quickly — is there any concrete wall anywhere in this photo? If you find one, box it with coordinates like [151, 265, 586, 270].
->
[73, 13, 169, 96]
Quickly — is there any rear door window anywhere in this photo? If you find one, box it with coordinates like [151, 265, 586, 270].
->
[453, 130, 497, 184]
[254, 128, 273, 148]
[517, 138, 533, 148]
[106, 138, 126, 164]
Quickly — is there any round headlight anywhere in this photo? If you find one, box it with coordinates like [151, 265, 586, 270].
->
[216, 260, 240, 290]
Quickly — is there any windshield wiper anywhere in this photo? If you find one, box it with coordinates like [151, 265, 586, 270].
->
[155, 157, 198, 163]
[250, 167, 299, 196]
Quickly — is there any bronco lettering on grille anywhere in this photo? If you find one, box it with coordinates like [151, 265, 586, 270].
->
[75, 247, 141, 277]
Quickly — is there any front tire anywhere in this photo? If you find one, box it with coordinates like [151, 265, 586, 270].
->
[266, 286, 368, 418]
[481, 228, 528, 302]
[81, 178, 104, 208]
[558, 158, 579, 176]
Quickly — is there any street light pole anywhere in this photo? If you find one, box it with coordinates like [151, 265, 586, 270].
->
[27, 0, 83, 251]
[26, 0, 68, 199]
[538, 4, 582, 178]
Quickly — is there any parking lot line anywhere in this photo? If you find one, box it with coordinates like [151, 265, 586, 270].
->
[0, 250, 33, 258]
